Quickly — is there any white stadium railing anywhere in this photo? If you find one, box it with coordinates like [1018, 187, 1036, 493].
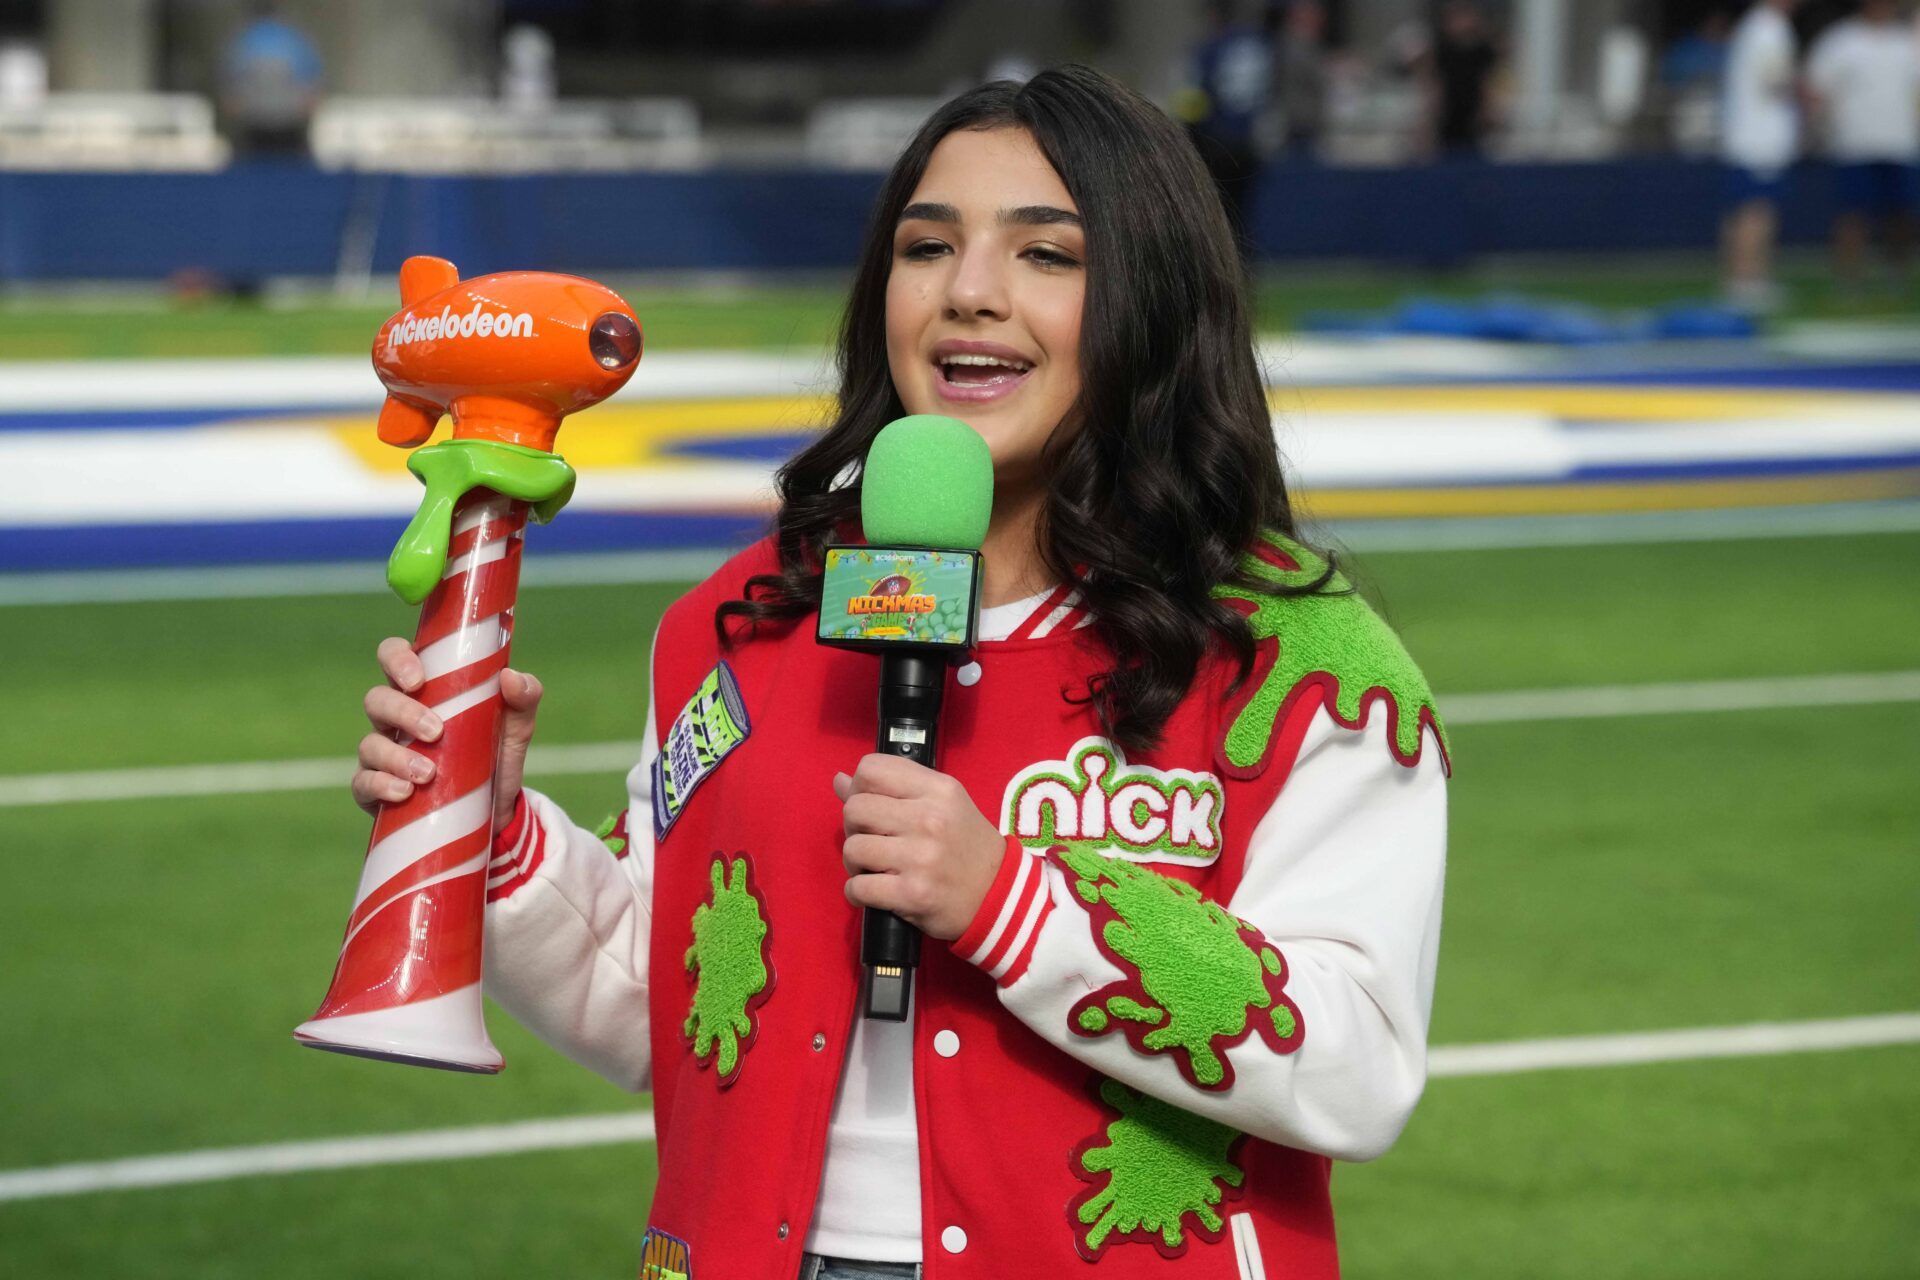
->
[804, 97, 944, 169]
[308, 97, 703, 174]
[0, 93, 230, 171]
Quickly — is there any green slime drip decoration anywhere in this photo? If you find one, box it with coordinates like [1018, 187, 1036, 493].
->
[1210, 531, 1447, 771]
[1075, 1078, 1245, 1255]
[683, 855, 771, 1083]
[1059, 845, 1299, 1089]
[593, 811, 626, 858]
[387, 439, 577, 605]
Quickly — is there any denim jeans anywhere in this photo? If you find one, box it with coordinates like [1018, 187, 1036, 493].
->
[797, 1256, 921, 1280]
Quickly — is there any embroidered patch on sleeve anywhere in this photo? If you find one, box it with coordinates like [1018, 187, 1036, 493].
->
[652, 661, 751, 841]
[1068, 1077, 1247, 1260]
[1210, 532, 1448, 778]
[683, 852, 773, 1088]
[1055, 845, 1303, 1091]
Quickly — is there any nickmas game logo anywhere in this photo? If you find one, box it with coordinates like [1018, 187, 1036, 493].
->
[819, 547, 974, 645]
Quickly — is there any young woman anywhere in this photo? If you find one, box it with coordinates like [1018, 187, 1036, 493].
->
[353, 64, 1448, 1280]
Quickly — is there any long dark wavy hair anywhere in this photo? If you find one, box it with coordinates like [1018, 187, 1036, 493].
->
[716, 63, 1331, 753]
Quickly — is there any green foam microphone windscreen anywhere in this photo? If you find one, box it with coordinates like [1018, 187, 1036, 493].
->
[860, 415, 994, 550]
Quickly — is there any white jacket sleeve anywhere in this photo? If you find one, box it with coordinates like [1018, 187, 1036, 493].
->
[481, 663, 661, 1093]
[968, 705, 1447, 1161]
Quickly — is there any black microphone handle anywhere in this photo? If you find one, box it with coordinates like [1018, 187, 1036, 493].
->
[862, 649, 947, 1020]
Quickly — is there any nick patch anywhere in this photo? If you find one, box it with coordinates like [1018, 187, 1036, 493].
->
[652, 662, 751, 840]
[1002, 737, 1224, 866]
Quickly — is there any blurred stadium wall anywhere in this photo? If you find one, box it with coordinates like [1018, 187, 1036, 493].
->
[0, 0, 1866, 284]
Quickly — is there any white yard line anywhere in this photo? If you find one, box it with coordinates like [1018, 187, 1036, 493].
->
[1427, 1012, 1920, 1078]
[0, 548, 733, 607]
[0, 1113, 657, 1204]
[3, 670, 1915, 809]
[1, 1012, 1912, 1205]
[0, 740, 646, 808]
[1444, 670, 1920, 725]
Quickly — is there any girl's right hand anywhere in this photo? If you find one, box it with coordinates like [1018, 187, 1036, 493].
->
[351, 636, 543, 829]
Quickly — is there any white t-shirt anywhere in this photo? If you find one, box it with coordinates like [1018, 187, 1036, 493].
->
[1723, 4, 1800, 174]
[802, 586, 1061, 1262]
[1807, 19, 1920, 162]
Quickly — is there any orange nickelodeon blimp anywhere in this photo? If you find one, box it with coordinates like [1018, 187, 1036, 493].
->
[372, 253, 642, 452]
[294, 254, 641, 1074]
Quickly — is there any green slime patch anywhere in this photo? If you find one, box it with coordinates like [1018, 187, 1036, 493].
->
[1058, 845, 1301, 1091]
[1073, 1078, 1245, 1257]
[682, 854, 771, 1085]
[1210, 531, 1447, 772]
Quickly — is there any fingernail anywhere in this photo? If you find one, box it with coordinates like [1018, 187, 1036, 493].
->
[409, 758, 434, 782]
[420, 714, 443, 740]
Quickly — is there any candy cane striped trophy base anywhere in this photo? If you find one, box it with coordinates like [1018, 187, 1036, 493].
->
[295, 491, 526, 1073]
[295, 253, 640, 1074]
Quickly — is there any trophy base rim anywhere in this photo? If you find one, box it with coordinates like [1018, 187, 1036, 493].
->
[295, 1035, 504, 1075]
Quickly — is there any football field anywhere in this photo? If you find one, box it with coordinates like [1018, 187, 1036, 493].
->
[3, 278, 1918, 1276]
[2, 525, 1916, 1278]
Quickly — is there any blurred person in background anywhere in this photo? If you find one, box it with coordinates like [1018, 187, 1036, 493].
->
[1660, 10, 1733, 156]
[1182, 0, 1274, 251]
[1428, 0, 1503, 157]
[0, 38, 46, 110]
[1275, 0, 1330, 159]
[1720, 0, 1803, 312]
[1805, 0, 1920, 292]
[220, 1, 323, 156]
[502, 23, 558, 112]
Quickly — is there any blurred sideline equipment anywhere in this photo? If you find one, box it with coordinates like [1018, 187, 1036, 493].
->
[294, 254, 642, 1073]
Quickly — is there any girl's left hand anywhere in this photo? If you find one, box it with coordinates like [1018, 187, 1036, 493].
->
[837, 753, 1007, 941]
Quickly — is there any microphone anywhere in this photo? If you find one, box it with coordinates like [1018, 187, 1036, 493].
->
[817, 414, 994, 1020]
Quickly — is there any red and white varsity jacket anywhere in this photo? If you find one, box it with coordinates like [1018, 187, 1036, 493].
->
[483, 534, 1448, 1279]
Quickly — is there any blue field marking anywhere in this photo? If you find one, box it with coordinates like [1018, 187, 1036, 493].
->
[1563, 451, 1920, 483]
[1503, 362, 1920, 393]
[0, 405, 370, 432]
[0, 511, 771, 573]
[662, 432, 815, 463]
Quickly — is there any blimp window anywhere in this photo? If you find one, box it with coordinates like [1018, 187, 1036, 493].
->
[589, 312, 642, 370]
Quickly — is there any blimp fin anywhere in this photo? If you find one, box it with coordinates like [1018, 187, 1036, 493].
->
[377, 394, 441, 448]
[398, 256, 459, 307]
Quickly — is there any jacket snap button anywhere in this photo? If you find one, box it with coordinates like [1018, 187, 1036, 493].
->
[933, 1029, 960, 1058]
[941, 1225, 967, 1254]
[812, 1033, 826, 1052]
[956, 661, 982, 687]
[777, 1221, 789, 1240]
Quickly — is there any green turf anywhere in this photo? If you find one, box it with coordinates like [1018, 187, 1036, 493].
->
[1, 1146, 657, 1280]
[0, 286, 846, 362]
[0, 532, 1914, 1277]
[3, 258, 1910, 360]
[4, 532, 1914, 774]
[1338, 1047, 1920, 1279]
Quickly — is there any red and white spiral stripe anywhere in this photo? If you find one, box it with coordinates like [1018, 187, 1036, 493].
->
[296, 490, 525, 1070]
